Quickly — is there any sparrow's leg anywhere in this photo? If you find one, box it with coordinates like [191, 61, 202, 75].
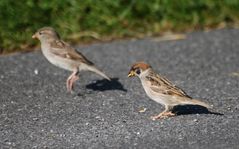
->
[66, 69, 79, 92]
[151, 106, 175, 120]
[69, 75, 79, 91]
[67, 74, 74, 91]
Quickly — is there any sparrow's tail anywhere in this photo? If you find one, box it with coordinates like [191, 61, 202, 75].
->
[87, 65, 111, 81]
[181, 99, 212, 109]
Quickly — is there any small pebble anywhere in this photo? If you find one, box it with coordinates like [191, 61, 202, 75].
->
[33, 117, 39, 121]
[6, 142, 12, 145]
[193, 119, 198, 122]
[59, 134, 65, 137]
[138, 107, 147, 113]
[34, 69, 39, 75]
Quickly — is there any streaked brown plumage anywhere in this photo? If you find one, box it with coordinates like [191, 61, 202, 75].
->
[128, 62, 211, 120]
[32, 27, 110, 92]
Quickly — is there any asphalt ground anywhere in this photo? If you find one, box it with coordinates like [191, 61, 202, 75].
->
[0, 29, 239, 148]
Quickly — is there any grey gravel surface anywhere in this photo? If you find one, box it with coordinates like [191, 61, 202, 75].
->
[0, 29, 239, 149]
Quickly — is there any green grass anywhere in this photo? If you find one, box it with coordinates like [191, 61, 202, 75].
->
[1, 0, 239, 54]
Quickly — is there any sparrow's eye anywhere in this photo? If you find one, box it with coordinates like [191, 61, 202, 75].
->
[135, 69, 141, 75]
[39, 32, 42, 35]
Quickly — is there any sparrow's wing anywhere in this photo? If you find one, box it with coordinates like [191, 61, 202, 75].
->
[146, 72, 191, 98]
[50, 40, 94, 65]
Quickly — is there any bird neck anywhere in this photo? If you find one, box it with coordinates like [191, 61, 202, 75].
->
[40, 36, 59, 44]
[139, 68, 151, 79]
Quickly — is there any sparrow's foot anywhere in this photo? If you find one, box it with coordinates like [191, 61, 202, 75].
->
[150, 111, 176, 120]
[66, 70, 79, 92]
[66, 75, 79, 92]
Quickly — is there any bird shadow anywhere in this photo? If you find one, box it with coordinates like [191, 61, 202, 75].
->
[85, 77, 127, 92]
[171, 105, 223, 116]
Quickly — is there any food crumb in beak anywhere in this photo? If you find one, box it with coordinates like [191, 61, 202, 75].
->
[32, 34, 37, 39]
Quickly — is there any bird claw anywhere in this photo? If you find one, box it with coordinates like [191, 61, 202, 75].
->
[150, 111, 175, 120]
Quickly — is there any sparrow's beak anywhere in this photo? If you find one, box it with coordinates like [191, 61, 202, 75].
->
[32, 33, 37, 39]
[128, 70, 135, 77]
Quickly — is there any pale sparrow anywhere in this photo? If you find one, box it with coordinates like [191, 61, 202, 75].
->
[32, 27, 111, 92]
[128, 62, 211, 120]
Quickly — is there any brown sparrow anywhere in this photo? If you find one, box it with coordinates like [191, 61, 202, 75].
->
[32, 27, 110, 92]
[128, 62, 211, 120]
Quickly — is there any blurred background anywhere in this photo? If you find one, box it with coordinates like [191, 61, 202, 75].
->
[1, 0, 239, 54]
